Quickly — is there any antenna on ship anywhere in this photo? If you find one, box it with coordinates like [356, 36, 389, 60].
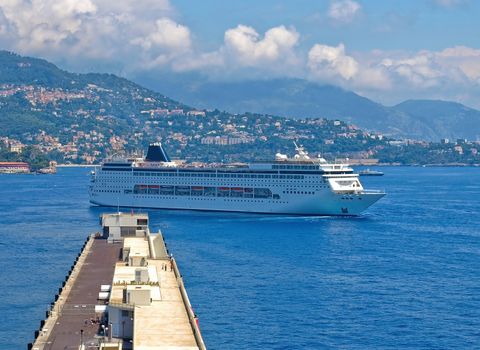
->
[293, 140, 300, 151]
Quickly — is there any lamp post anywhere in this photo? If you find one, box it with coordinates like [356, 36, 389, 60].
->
[101, 324, 106, 343]
[80, 329, 84, 348]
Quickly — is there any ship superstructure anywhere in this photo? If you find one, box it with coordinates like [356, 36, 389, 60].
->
[89, 143, 385, 215]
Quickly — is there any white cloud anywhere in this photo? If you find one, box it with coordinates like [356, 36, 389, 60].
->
[381, 54, 444, 88]
[130, 18, 192, 69]
[0, 0, 97, 51]
[328, 0, 361, 23]
[223, 25, 299, 66]
[378, 49, 477, 89]
[307, 43, 391, 90]
[367, 48, 480, 106]
[308, 43, 359, 80]
[172, 24, 301, 77]
[306, 41, 480, 106]
[137, 18, 191, 52]
[0, 1, 300, 77]
[437, 46, 480, 80]
[0, 0, 178, 67]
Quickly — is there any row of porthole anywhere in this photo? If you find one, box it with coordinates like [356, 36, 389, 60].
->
[97, 186, 322, 192]
[96, 186, 323, 193]
[190, 197, 288, 203]
[283, 190, 315, 195]
[105, 175, 323, 183]
[130, 195, 286, 203]
[100, 182, 324, 189]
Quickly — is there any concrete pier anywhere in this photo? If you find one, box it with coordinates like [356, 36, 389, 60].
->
[30, 213, 205, 350]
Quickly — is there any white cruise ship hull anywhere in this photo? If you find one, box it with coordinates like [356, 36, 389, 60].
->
[90, 190, 384, 216]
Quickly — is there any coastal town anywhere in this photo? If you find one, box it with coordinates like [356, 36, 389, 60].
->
[1, 75, 479, 168]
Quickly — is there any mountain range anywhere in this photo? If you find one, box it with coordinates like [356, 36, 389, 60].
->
[1, 49, 479, 142]
[139, 76, 480, 141]
[0, 50, 478, 166]
[0, 50, 392, 164]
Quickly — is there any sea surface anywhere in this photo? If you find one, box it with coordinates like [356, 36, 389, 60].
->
[0, 167, 479, 349]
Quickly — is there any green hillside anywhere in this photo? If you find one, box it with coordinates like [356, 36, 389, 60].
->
[144, 76, 480, 141]
[0, 51, 478, 165]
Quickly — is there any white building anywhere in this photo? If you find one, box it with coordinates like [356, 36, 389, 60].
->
[100, 212, 205, 349]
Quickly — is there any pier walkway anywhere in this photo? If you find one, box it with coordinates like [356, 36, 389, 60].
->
[47, 239, 120, 348]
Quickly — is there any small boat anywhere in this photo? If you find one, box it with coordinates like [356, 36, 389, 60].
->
[359, 168, 384, 176]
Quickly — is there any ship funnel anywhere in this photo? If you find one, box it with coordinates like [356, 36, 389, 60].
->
[145, 142, 171, 162]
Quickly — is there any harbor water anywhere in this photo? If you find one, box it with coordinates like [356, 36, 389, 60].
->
[0, 167, 479, 349]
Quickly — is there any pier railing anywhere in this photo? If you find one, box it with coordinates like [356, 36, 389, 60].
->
[31, 234, 95, 350]
[172, 257, 207, 350]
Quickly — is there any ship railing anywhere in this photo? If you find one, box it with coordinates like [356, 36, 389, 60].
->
[361, 189, 386, 194]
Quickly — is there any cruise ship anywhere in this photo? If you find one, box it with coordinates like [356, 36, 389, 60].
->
[89, 143, 385, 215]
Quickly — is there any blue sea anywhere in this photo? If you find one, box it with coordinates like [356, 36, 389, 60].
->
[1, 167, 479, 349]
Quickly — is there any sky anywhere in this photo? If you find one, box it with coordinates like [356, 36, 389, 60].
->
[0, 0, 480, 107]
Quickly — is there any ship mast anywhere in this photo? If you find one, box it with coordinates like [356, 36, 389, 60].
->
[293, 141, 311, 161]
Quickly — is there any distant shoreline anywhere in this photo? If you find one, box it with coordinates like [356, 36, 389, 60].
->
[56, 164, 97, 167]
[55, 163, 479, 167]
